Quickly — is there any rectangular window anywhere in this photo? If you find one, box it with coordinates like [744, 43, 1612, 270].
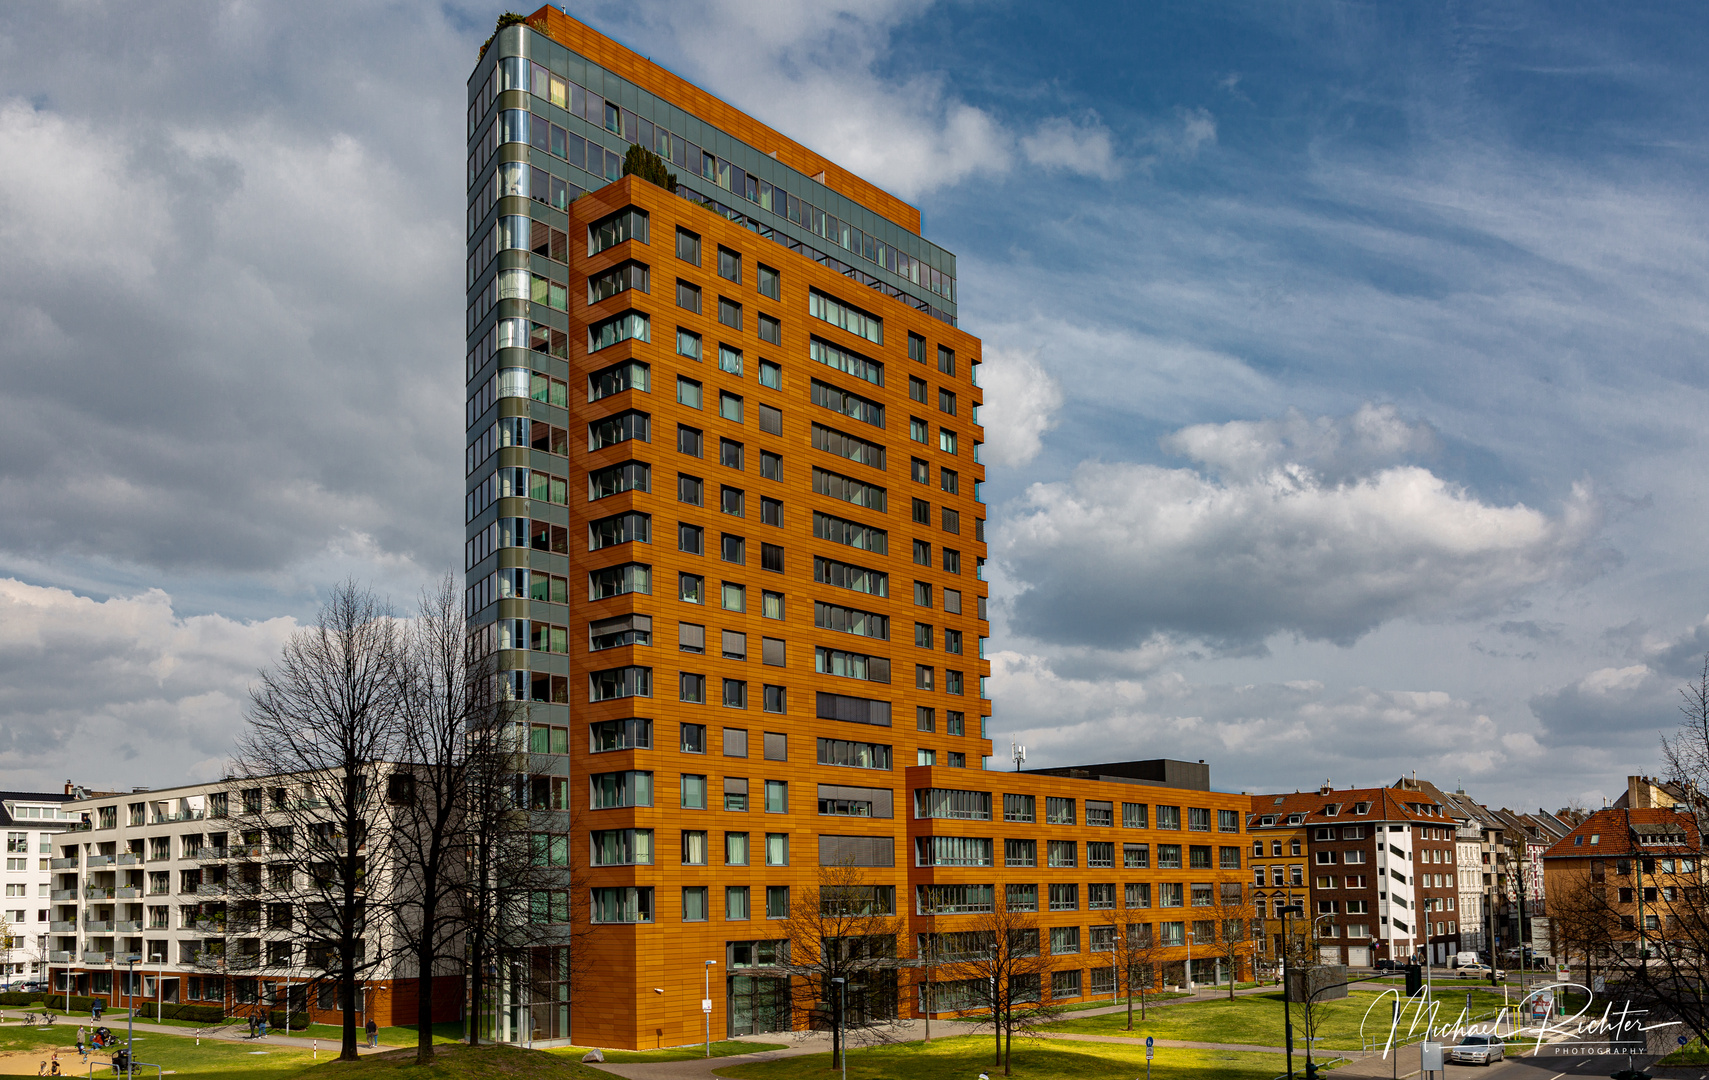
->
[722, 679, 747, 709]
[677, 377, 702, 409]
[588, 208, 648, 255]
[810, 337, 883, 387]
[811, 379, 885, 428]
[941, 507, 960, 534]
[677, 424, 703, 457]
[1048, 883, 1079, 912]
[1004, 794, 1035, 823]
[764, 780, 787, 814]
[757, 264, 780, 300]
[763, 591, 784, 619]
[720, 532, 745, 563]
[757, 404, 782, 436]
[916, 706, 936, 732]
[591, 886, 653, 924]
[678, 523, 703, 554]
[812, 423, 886, 470]
[587, 311, 651, 353]
[676, 279, 702, 313]
[758, 313, 782, 345]
[1047, 840, 1077, 868]
[812, 466, 886, 512]
[816, 737, 893, 771]
[717, 246, 742, 284]
[1157, 805, 1181, 830]
[720, 392, 744, 423]
[1127, 883, 1152, 909]
[915, 665, 934, 690]
[939, 428, 958, 454]
[724, 780, 749, 813]
[725, 886, 749, 921]
[679, 474, 704, 506]
[759, 359, 782, 389]
[809, 289, 882, 344]
[721, 582, 746, 611]
[1004, 839, 1036, 867]
[909, 332, 928, 365]
[1124, 843, 1150, 869]
[682, 886, 708, 921]
[764, 685, 787, 713]
[761, 451, 783, 481]
[679, 673, 705, 703]
[813, 512, 887, 554]
[938, 346, 956, 375]
[1088, 841, 1115, 868]
[678, 572, 703, 603]
[938, 388, 956, 415]
[676, 227, 701, 264]
[721, 484, 745, 516]
[1158, 844, 1182, 869]
[1046, 797, 1077, 825]
[1218, 809, 1242, 833]
[718, 298, 743, 331]
[680, 723, 706, 753]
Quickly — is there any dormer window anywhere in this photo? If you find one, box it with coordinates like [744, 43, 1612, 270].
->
[1261, 816, 1277, 827]
[1325, 803, 1341, 817]
[1288, 813, 1305, 826]
[1354, 802, 1371, 815]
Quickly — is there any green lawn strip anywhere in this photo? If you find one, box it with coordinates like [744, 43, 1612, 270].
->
[550, 1039, 786, 1062]
[714, 1033, 1288, 1080]
[291, 1021, 466, 1047]
[3, 1027, 318, 1077]
[1044, 987, 1520, 1050]
[0, 1009, 464, 1048]
[1660, 1039, 1709, 1065]
[276, 1043, 610, 1080]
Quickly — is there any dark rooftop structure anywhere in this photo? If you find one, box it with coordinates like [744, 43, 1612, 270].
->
[1024, 758, 1211, 792]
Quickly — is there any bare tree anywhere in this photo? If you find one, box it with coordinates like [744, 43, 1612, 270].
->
[934, 897, 1063, 1076]
[237, 582, 405, 1061]
[1112, 919, 1172, 1027]
[780, 864, 907, 1068]
[1545, 868, 1613, 990]
[1196, 883, 1257, 998]
[387, 576, 519, 1063]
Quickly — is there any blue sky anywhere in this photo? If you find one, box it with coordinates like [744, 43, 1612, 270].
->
[1, 0, 1706, 808]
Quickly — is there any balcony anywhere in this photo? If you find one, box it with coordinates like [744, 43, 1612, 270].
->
[234, 844, 265, 859]
[151, 810, 205, 824]
[193, 919, 225, 934]
[230, 882, 261, 897]
[115, 853, 141, 867]
[84, 887, 115, 901]
[86, 855, 114, 868]
[116, 886, 140, 899]
[48, 857, 79, 870]
[192, 953, 223, 971]
[49, 921, 76, 934]
[48, 951, 71, 964]
[50, 889, 77, 902]
[181, 847, 204, 861]
[194, 883, 224, 897]
[228, 919, 260, 935]
[82, 952, 114, 965]
[201, 848, 229, 861]
[227, 954, 261, 971]
[84, 920, 114, 933]
[115, 920, 143, 934]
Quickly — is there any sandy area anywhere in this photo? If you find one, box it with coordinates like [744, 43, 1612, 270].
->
[0, 1049, 84, 1076]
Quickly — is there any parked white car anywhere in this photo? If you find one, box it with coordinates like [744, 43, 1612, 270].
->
[1454, 963, 1507, 980]
[1447, 1034, 1505, 1065]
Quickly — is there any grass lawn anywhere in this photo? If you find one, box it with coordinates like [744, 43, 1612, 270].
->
[550, 1039, 786, 1063]
[1659, 1038, 1709, 1065]
[0, 1024, 318, 1078]
[714, 1033, 1288, 1080]
[1045, 986, 1522, 1050]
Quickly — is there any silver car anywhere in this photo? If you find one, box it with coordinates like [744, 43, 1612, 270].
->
[1447, 1034, 1505, 1065]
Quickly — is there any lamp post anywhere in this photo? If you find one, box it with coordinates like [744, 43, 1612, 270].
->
[831, 976, 847, 1080]
[1186, 931, 1194, 992]
[703, 960, 716, 1058]
[1280, 903, 1304, 1080]
[124, 953, 141, 1080]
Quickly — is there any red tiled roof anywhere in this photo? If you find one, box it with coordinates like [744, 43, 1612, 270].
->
[1541, 807, 1702, 859]
[1248, 787, 1452, 827]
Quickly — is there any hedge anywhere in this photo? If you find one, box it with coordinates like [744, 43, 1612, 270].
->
[136, 1003, 227, 1024]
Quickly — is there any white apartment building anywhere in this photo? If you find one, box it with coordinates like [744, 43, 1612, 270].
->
[0, 790, 78, 985]
[1456, 825, 1484, 954]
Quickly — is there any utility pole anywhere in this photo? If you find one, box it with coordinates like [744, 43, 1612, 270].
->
[1280, 903, 1303, 1080]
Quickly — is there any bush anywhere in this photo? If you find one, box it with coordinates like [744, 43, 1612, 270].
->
[268, 1008, 311, 1031]
[622, 144, 677, 193]
[135, 1003, 225, 1024]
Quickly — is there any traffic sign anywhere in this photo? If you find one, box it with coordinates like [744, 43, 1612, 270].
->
[1146, 1036, 1154, 1060]
[1681, 1036, 1690, 1046]
[701, 999, 712, 1013]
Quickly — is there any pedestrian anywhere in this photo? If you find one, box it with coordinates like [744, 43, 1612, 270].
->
[365, 1017, 377, 1049]
[258, 1015, 268, 1038]
[48, 1053, 59, 1076]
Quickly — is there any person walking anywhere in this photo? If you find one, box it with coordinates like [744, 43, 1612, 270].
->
[365, 1017, 377, 1049]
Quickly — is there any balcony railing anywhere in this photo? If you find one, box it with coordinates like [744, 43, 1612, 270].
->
[115, 853, 141, 866]
[230, 882, 261, 897]
[84, 888, 115, 900]
[181, 847, 204, 861]
[82, 951, 114, 965]
[234, 844, 265, 859]
[86, 855, 114, 868]
[193, 919, 224, 934]
[49, 921, 76, 934]
[227, 954, 261, 971]
[191, 953, 223, 971]
[151, 810, 205, 824]
[115, 920, 143, 933]
[201, 848, 229, 861]
[116, 886, 140, 899]
[194, 883, 224, 897]
[48, 951, 70, 964]
[48, 857, 79, 870]
[84, 920, 114, 933]
[50, 889, 77, 902]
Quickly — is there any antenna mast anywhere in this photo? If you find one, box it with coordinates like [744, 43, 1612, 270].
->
[1011, 742, 1027, 772]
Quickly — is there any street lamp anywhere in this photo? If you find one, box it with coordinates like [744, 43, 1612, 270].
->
[831, 976, 848, 1080]
[1279, 903, 1304, 1080]
[124, 953, 141, 1080]
[1186, 931, 1194, 992]
[703, 960, 717, 1058]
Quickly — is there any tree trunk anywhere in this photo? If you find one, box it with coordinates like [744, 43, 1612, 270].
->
[416, 940, 435, 1063]
[1003, 1021, 1013, 1075]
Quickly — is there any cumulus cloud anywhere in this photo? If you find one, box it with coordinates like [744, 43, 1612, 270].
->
[1020, 114, 1121, 180]
[1000, 408, 1607, 651]
[987, 647, 1534, 791]
[970, 346, 1063, 468]
[0, 578, 297, 789]
[1164, 404, 1439, 483]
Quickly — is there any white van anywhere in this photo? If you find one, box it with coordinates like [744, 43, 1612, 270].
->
[1453, 951, 1479, 968]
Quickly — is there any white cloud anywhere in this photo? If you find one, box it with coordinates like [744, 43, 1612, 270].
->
[0, 579, 297, 789]
[1020, 114, 1120, 180]
[999, 408, 1606, 650]
[1164, 404, 1439, 482]
[970, 346, 1063, 467]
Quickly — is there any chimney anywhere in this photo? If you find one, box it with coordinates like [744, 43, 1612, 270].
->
[64, 780, 73, 796]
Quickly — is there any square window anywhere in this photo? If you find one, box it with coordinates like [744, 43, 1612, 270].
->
[912, 499, 931, 525]
[939, 389, 956, 415]
[682, 886, 708, 921]
[914, 582, 932, 608]
[909, 376, 928, 404]
[944, 628, 962, 654]
[943, 589, 962, 615]
[722, 582, 746, 611]
[939, 428, 958, 454]
[680, 723, 706, 753]
[722, 630, 747, 661]
[761, 542, 784, 572]
[761, 451, 783, 481]
[721, 486, 745, 516]
[762, 591, 783, 619]
[913, 539, 931, 566]
[757, 403, 782, 435]
[681, 774, 707, 809]
[678, 523, 703, 554]
[723, 679, 747, 709]
[718, 297, 742, 329]
[943, 548, 961, 573]
[676, 328, 702, 359]
[678, 623, 706, 655]
[915, 623, 934, 649]
[758, 265, 780, 300]
[916, 665, 935, 690]
[677, 425, 703, 457]
[719, 343, 743, 376]
[725, 779, 750, 814]
[676, 227, 701, 264]
[680, 673, 705, 703]
[759, 359, 782, 390]
[942, 507, 961, 534]
[763, 685, 787, 713]
[763, 731, 787, 760]
[721, 439, 745, 470]
[720, 392, 743, 423]
[718, 246, 742, 283]
[758, 314, 782, 345]
[677, 377, 702, 409]
[720, 534, 745, 564]
[761, 496, 783, 526]
[676, 280, 702, 313]
[678, 573, 703, 604]
[946, 710, 964, 735]
[948, 751, 965, 768]
[678, 474, 704, 505]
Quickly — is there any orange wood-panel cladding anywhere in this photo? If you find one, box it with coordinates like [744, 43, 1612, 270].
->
[522, 6, 923, 235]
[559, 176, 986, 1049]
